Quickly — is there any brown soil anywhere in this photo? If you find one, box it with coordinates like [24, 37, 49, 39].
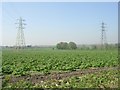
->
[7, 67, 118, 84]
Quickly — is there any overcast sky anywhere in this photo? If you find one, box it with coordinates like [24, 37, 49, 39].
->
[2, 2, 118, 46]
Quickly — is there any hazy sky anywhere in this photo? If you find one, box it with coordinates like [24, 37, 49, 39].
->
[2, 2, 118, 46]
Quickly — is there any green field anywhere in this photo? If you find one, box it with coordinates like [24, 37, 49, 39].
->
[2, 48, 118, 88]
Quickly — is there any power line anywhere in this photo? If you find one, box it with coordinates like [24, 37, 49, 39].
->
[9, 3, 21, 17]
[2, 6, 17, 23]
[2, 4, 21, 22]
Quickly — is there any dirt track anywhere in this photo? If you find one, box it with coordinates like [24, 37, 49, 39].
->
[8, 67, 118, 84]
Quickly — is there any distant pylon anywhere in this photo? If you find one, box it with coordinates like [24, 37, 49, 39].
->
[15, 17, 26, 49]
[101, 22, 107, 48]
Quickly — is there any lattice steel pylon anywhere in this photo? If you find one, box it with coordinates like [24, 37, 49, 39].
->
[101, 22, 107, 49]
[15, 17, 26, 49]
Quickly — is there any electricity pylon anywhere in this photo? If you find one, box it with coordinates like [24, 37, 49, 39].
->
[101, 22, 107, 49]
[15, 17, 26, 49]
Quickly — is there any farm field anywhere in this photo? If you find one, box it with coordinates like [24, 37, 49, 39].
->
[2, 48, 118, 88]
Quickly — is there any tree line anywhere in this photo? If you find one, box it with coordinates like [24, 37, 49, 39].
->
[56, 42, 77, 50]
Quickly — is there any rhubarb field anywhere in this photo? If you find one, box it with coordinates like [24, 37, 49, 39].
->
[2, 49, 118, 88]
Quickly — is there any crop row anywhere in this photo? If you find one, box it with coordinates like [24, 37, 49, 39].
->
[2, 70, 118, 88]
[2, 49, 118, 75]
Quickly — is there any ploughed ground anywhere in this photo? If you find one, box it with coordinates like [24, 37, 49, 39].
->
[5, 67, 118, 85]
